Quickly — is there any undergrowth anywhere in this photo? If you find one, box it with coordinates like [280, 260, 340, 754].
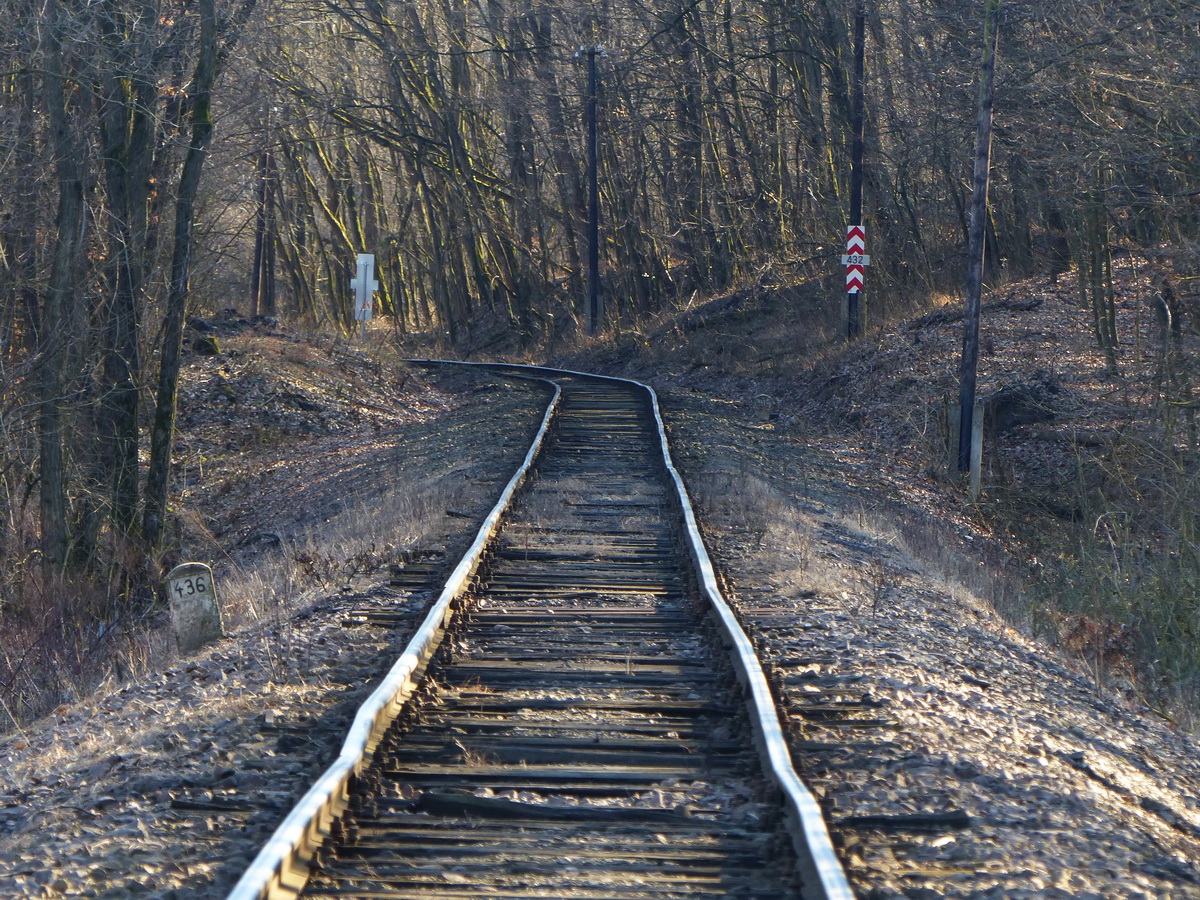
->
[1028, 437, 1200, 728]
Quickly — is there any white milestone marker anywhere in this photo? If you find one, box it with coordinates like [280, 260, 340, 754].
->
[166, 563, 223, 654]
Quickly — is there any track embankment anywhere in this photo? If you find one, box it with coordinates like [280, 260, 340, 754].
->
[660, 387, 1200, 900]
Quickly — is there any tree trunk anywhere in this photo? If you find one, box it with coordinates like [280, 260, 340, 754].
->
[144, 0, 218, 548]
[39, 0, 86, 576]
[97, 12, 155, 538]
[533, 11, 584, 306]
[250, 146, 269, 316]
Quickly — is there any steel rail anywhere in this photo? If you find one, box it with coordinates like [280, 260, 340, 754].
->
[645, 381, 855, 900]
[225, 378, 562, 900]
[413, 360, 855, 900]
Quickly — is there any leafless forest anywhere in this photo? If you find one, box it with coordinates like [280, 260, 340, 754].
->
[0, 0, 1198, 725]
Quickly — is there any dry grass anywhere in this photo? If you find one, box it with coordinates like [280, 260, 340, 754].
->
[0, 468, 470, 735]
[693, 468, 839, 597]
[689, 448, 1023, 623]
[251, 475, 458, 602]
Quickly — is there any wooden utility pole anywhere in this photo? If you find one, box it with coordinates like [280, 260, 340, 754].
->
[958, 0, 1002, 474]
[584, 46, 602, 335]
[846, 1, 866, 339]
[250, 145, 276, 317]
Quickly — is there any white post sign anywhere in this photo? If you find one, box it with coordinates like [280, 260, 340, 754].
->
[352, 253, 379, 326]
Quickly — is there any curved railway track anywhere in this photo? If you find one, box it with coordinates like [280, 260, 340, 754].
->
[228, 365, 853, 900]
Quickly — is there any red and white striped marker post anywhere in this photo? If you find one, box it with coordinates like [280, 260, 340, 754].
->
[841, 225, 870, 337]
[842, 225, 869, 293]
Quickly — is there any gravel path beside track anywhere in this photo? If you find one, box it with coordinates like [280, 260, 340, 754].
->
[663, 390, 1200, 900]
[0, 375, 546, 900]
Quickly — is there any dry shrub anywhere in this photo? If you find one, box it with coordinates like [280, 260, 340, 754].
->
[1058, 613, 1136, 682]
[0, 501, 188, 732]
[0, 573, 129, 728]
[0, 455, 469, 735]
[1035, 428, 1200, 721]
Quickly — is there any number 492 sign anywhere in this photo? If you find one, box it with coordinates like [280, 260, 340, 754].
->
[166, 562, 225, 654]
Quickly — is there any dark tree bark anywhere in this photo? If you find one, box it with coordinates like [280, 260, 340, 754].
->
[39, 0, 86, 575]
[144, 0, 219, 548]
[96, 1, 157, 538]
[533, 10, 584, 308]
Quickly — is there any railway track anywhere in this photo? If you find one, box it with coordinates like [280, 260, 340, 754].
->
[229, 366, 852, 900]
